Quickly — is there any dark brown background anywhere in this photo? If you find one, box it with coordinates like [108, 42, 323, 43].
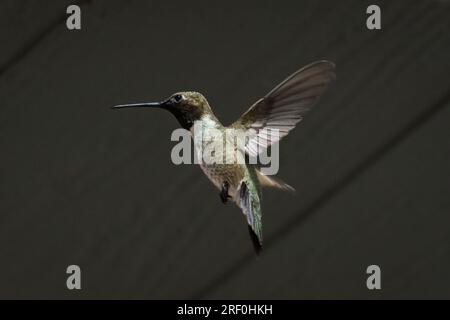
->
[0, 0, 449, 299]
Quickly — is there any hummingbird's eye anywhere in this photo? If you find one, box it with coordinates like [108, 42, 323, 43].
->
[173, 94, 183, 103]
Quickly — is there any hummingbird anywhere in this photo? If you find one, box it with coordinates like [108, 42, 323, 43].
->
[112, 60, 335, 254]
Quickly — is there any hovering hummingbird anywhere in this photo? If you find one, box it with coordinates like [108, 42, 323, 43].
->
[112, 60, 335, 254]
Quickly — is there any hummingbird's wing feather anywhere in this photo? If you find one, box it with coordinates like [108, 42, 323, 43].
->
[231, 60, 335, 156]
[237, 180, 262, 254]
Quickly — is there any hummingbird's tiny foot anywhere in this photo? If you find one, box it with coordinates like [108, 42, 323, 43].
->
[219, 181, 231, 204]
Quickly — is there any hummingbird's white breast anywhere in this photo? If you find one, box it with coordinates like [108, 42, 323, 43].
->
[190, 115, 246, 200]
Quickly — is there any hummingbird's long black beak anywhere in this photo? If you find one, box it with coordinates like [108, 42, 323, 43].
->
[111, 101, 165, 109]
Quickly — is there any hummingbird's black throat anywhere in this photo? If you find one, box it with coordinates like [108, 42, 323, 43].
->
[164, 100, 203, 130]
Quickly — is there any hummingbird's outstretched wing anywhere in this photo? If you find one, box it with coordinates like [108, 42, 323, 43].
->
[237, 180, 262, 254]
[231, 60, 335, 156]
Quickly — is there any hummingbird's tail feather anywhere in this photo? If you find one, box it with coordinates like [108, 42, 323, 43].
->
[237, 181, 263, 254]
[256, 169, 295, 193]
[247, 225, 262, 255]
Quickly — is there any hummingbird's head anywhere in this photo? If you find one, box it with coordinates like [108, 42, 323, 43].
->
[112, 91, 211, 130]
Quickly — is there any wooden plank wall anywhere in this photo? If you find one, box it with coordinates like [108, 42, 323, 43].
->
[0, 0, 449, 298]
